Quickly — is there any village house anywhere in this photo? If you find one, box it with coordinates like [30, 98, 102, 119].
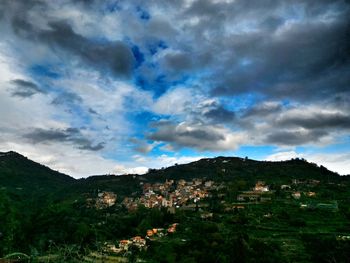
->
[118, 237, 147, 252]
[94, 191, 117, 209]
[254, 181, 269, 192]
[204, 181, 214, 188]
[168, 223, 178, 233]
[193, 178, 203, 186]
[306, 191, 316, 197]
[237, 192, 261, 202]
[104, 242, 120, 254]
[292, 191, 301, 199]
[146, 228, 166, 239]
[237, 193, 259, 202]
[122, 179, 217, 212]
[178, 179, 186, 187]
[119, 240, 131, 251]
[281, 184, 291, 190]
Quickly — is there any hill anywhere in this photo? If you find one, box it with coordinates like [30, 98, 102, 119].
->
[0, 152, 350, 262]
[73, 156, 344, 199]
[0, 151, 75, 195]
[147, 156, 341, 180]
[0, 152, 345, 200]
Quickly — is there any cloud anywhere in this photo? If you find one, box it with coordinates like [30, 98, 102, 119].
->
[129, 137, 155, 154]
[39, 21, 135, 78]
[0, 0, 349, 176]
[113, 164, 149, 175]
[0, 140, 119, 178]
[237, 103, 350, 147]
[148, 121, 246, 151]
[152, 87, 193, 115]
[265, 150, 350, 175]
[265, 151, 299, 162]
[1, 1, 134, 78]
[51, 90, 83, 105]
[242, 102, 282, 118]
[202, 104, 235, 124]
[265, 130, 328, 146]
[168, 0, 350, 103]
[9, 79, 46, 98]
[24, 128, 105, 151]
[160, 50, 193, 72]
[276, 112, 350, 130]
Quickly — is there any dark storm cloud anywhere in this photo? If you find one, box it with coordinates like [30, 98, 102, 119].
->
[3, 1, 134, 78]
[39, 21, 134, 78]
[162, 51, 193, 72]
[1, 0, 350, 156]
[239, 106, 350, 145]
[243, 103, 282, 118]
[24, 128, 105, 151]
[173, 0, 350, 102]
[25, 128, 79, 142]
[10, 79, 46, 98]
[203, 106, 235, 123]
[277, 112, 350, 130]
[147, 121, 229, 151]
[265, 130, 328, 146]
[210, 5, 350, 100]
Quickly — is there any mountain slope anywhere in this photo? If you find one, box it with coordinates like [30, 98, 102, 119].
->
[0, 152, 345, 198]
[0, 151, 75, 194]
[71, 156, 345, 200]
[145, 156, 341, 182]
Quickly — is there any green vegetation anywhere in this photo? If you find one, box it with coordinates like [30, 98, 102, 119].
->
[1, 152, 350, 262]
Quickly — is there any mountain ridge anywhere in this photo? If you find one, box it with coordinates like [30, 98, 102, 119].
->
[0, 150, 345, 197]
[0, 151, 75, 195]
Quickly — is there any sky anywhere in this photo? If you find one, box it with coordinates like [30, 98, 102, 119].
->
[0, 0, 349, 178]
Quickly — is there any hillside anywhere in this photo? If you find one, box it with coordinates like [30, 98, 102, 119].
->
[0, 152, 345, 200]
[0, 151, 75, 195]
[1, 152, 350, 262]
[147, 156, 340, 180]
[73, 156, 343, 199]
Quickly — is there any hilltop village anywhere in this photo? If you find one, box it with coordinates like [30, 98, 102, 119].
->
[1, 152, 349, 262]
[122, 179, 214, 212]
[85, 176, 342, 255]
[89, 177, 341, 215]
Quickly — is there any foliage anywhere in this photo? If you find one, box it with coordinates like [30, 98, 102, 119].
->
[0, 151, 349, 262]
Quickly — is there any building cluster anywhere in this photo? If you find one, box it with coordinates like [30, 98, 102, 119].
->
[146, 223, 178, 238]
[237, 181, 272, 203]
[87, 191, 117, 209]
[291, 191, 316, 199]
[104, 236, 147, 255]
[122, 179, 217, 211]
[279, 179, 319, 200]
[104, 223, 179, 254]
[292, 179, 320, 186]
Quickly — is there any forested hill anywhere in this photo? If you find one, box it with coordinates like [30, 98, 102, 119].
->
[0, 151, 75, 194]
[0, 151, 345, 198]
[147, 156, 341, 181]
[69, 156, 345, 200]
[1, 151, 349, 262]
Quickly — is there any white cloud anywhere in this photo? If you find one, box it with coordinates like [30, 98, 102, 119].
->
[304, 152, 350, 176]
[265, 151, 350, 175]
[265, 151, 299, 161]
[152, 87, 193, 115]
